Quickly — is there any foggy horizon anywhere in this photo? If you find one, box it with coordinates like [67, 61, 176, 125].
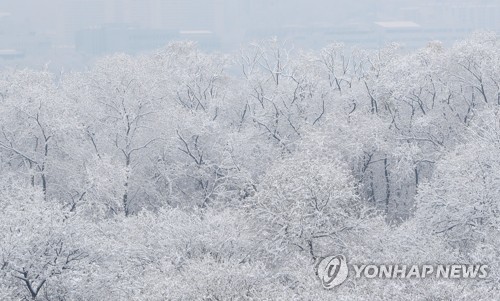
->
[1, 0, 499, 69]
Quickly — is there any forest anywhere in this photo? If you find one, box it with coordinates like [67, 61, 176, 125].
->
[0, 32, 499, 300]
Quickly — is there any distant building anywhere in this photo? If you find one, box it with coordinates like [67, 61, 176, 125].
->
[76, 24, 178, 56]
[0, 49, 24, 60]
[76, 24, 220, 56]
[374, 21, 423, 48]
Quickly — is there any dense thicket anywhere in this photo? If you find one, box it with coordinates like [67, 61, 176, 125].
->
[1, 33, 499, 300]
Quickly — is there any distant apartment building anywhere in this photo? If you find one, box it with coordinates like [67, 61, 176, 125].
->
[73, 0, 223, 55]
[76, 25, 220, 56]
[76, 25, 176, 55]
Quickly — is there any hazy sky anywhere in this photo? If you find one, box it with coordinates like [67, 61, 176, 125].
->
[0, 0, 499, 68]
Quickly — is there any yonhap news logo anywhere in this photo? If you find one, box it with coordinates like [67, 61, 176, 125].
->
[316, 254, 489, 289]
[316, 255, 349, 289]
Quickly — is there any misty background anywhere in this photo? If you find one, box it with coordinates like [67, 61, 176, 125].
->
[1, 0, 499, 69]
